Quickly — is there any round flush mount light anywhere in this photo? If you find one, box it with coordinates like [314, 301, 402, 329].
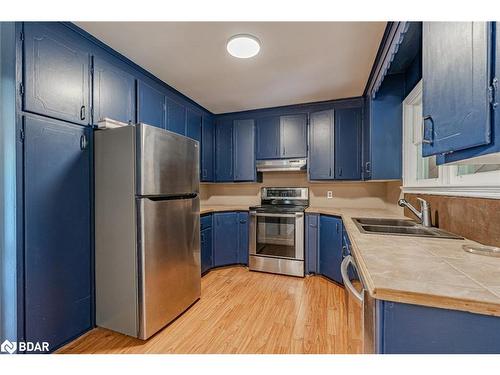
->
[226, 34, 261, 58]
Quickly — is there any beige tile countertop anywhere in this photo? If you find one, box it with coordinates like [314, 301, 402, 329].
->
[200, 205, 250, 215]
[306, 207, 500, 317]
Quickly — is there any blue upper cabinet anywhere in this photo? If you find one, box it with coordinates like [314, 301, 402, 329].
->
[201, 116, 215, 182]
[335, 107, 362, 180]
[23, 23, 91, 126]
[166, 98, 186, 135]
[368, 74, 405, 180]
[319, 215, 343, 285]
[280, 114, 307, 158]
[309, 109, 334, 180]
[93, 56, 136, 124]
[233, 119, 256, 181]
[215, 119, 234, 182]
[24, 115, 91, 350]
[256, 116, 280, 159]
[422, 22, 491, 156]
[137, 80, 166, 129]
[186, 109, 202, 142]
[438, 22, 500, 164]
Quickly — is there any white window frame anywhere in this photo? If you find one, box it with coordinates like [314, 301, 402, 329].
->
[402, 80, 500, 199]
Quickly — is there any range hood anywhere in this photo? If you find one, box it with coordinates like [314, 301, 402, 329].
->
[256, 159, 307, 172]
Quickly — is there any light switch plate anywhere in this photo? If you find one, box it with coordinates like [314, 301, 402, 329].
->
[327, 191, 333, 199]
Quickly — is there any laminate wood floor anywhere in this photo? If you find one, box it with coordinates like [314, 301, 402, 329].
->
[58, 266, 362, 354]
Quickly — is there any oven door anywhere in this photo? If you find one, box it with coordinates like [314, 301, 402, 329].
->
[249, 212, 304, 261]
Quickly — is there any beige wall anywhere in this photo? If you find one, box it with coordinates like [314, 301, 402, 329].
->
[201, 172, 402, 210]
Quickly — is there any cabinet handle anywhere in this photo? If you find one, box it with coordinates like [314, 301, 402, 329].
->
[336, 222, 339, 233]
[339, 168, 343, 177]
[422, 115, 434, 145]
[80, 134, 88, 150]
[365, 162, 371, 174]
[80, 105, 86, 121]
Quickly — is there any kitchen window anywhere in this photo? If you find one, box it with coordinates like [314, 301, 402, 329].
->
[403, 81, 500, 199]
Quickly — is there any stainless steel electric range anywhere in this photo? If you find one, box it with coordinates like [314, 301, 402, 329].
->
[249, 187, 309, 277]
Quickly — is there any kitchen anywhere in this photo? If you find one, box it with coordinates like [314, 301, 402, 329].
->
[1, 4, 500, 368]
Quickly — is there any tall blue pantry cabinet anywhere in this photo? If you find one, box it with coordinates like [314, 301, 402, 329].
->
[11, 21, 214, 352]
[23, 116, 92, 349]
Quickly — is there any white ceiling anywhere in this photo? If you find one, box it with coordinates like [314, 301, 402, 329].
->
[76, 22, 386, 114]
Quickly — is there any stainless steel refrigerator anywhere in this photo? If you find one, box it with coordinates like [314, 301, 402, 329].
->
[94, 123, 200, 339]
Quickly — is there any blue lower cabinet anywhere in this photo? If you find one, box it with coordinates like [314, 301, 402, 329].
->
[319, 215, 343, 284]
[201, 227, 213, 274]
[237, 212, 249, 265]
[24, 115, 92, 351]
[378, 301, 500, 354]
[213, 212, 239, 266]
[305, 214, 319, 274]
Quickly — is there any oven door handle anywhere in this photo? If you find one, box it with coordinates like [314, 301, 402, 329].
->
[249, 211, 302, 218]
[341, 255, 363, 305]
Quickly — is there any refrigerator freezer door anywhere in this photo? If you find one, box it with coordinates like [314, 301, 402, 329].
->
[137, 124, 199, 196]
[137, 195, 201, 339]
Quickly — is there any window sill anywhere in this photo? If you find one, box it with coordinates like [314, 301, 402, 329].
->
[402, 186, 500, 199]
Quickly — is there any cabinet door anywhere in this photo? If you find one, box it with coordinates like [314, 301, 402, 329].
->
[370, 74, 405, 180]
[93, 56, 135, 124]
[201, 116, 215, 181]
[166, 98, 186, 135]
[201, 227, 213, 274]
[309, 110, 334, 180]
[280, 114, 308, 158]
[233, 119, 256, 181]
[215, 119, 234, 182]
[24, 23, 90, 126]
[186, 109, 202, 142]
[319, 215, 343, 284]
[256, 116, 280, 159]
[422, 22, 491, 156]
[305, 214, 319, 274]
[213, 212, 238, 266]
[24, 116, 91, 350]
[237, 212, 249, 265]
[335, 107, 362, 180]
[137, 81, 166, 129]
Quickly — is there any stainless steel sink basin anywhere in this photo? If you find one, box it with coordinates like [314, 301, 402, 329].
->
[352, 218, 463, 240]
[353, 218, 418, 227]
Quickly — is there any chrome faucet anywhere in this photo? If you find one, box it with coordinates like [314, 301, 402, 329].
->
[398, 198, 432, 227]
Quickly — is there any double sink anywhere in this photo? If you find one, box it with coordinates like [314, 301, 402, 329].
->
[352, 217, 463, 240]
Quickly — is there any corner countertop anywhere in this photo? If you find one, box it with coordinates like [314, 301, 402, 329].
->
[306, 207, 500, 317]
[200, 204, 500, 317]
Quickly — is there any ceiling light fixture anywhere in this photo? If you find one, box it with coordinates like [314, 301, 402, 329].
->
[226, 34, 261, 59]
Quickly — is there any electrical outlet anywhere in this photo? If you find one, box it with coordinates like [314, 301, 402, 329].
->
[327, 191, 333, 199]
